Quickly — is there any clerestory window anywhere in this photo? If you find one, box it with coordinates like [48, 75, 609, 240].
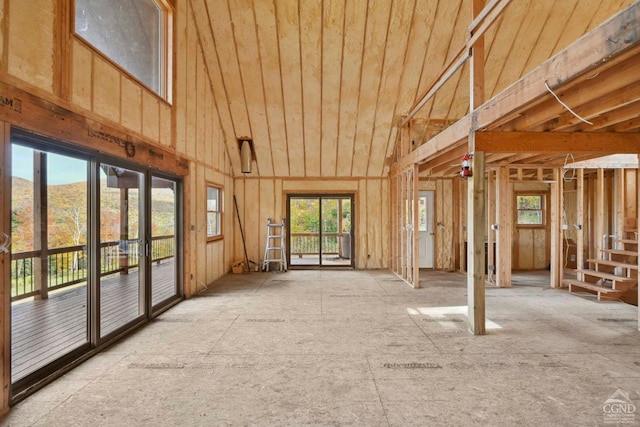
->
[74, 0, 171, 99]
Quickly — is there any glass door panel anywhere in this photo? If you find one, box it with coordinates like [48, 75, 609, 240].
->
[321, 198, 352, 266]
[99, 164, 144, 337]
[289, 197, 320, 266]
[150, 176, 178, 307]
[10, 143, 90, 384]
[289, 195, 354, 268]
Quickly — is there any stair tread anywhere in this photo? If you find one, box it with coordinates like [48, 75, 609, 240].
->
[563, 279, 624, 294]
[576, 269, 636, 282]
[587, 259, 638, 269]
[601, 248, 638, 256]
[616, 239, 638, 244]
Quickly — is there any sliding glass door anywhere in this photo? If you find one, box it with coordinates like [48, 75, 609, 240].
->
[98, 164, 144, 338]
[288, 195, 354, 267]
[10, 143, 91, 386]
[9, 131, 182, 397]
[150, 175, 179, 307]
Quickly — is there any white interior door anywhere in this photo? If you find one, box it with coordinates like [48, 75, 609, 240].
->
[418, 191, 434, 268]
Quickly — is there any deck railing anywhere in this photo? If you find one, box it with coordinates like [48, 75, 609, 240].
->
[290, 232, 343, 256]
[10, 235, 175, 301]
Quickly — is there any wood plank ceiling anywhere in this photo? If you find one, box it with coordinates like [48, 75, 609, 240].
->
[189, 0, 636, 178]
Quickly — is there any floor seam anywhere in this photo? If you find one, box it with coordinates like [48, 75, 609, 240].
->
[206, 314, 240, 355]
[407, 313, 441, 352]
[365, 354, 392, 427]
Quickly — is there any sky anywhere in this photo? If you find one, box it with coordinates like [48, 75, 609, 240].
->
[12, 144, 88, 185]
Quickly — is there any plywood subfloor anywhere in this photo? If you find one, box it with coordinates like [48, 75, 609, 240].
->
[4, 269, 639, 426]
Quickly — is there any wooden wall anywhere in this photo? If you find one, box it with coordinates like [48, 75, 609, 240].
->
[513, 182, 550, 270]
[176, 0, 235, 295]
[0, 1, 235, 300]
[0, 2, 235, 411]
[234, 178, 389, 269]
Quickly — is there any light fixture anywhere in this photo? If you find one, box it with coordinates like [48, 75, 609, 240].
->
[240, 139, 252, 173]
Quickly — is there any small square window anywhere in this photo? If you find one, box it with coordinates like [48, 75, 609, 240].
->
[516, 195, 545, 225]
[207, 185, 222, 239]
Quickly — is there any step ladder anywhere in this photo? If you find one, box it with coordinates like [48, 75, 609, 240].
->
[262, 218, 287, 272]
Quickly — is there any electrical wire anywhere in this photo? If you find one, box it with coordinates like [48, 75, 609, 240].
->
[562, 153, 576, 182]
[544, 81, 593, 125]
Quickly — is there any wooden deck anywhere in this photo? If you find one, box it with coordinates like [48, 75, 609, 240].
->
[11, 259, 177, 383]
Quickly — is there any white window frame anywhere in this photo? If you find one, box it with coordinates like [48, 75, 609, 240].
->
[207, 184, 223, 241]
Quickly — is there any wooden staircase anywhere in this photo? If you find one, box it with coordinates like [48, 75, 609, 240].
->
[563, 230, 638, 302]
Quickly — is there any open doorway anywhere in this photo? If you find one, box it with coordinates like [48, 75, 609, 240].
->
[287, 195, 354, 268]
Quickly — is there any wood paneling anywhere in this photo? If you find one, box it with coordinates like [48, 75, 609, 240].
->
[92, 56, 120, 123]
[183, 1, 634, 179]
[121, 78, 142, 133]
[70, 41, 92, 111]
[236, 178, 388, 269]
[7, 0, 55, 93]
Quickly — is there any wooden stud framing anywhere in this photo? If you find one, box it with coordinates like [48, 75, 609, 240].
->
[412, 164, 420, 288]
[549, 168, 563, 288]
[400, 172, 407, 280]
[496, 167, 512, 287]
[615, 169, 625, 250]
[475, 132, 640, 153]
[33, 153, 49, 300]
[390, 175, 397, 274]
[487, 170, 495, 284]
[0, 81, 189, 176]
[1, 122, 9, 416]
[467, 148, 486, 335]
[576, 169, 584, 281]
[596, 169, 605, 260]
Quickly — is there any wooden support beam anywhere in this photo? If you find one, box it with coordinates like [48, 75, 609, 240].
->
[0, 81, 189, 176]
[475, 132, 640, 153]
[615, 170, 625, 250]
[637, 159, 640, 331]
[412, 164, 420, 288]
[502, 54, 640, 132]
[33, 153, 49, 300]
[487, 170, 495, 285]
[467, 148, 486, 335]
[576, 169, 585, 281]
[476, 3, 640, 129]
[470, 0, 485, 111]
[400, 173, 407, 280]
[496, 167, 512, 287]
[549, 168, 563, 288]
[391, 175, 398, 274]
[1, 122, 10, 415]
[596, 169, 605, 261]
[393, 4, 640, 175]
[391, 117, 470, 176]
[419, 145, 466, 172]
[422, 144, 467, 175]
[400, 0, 511, 127]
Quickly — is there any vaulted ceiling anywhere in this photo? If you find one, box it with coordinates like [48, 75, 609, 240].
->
[188, 0, 636, 178]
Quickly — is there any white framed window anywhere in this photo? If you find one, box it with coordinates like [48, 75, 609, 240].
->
[74, 0, 172, 99]
[516, 194, 546, 226]
[207, 185, 222, 240]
